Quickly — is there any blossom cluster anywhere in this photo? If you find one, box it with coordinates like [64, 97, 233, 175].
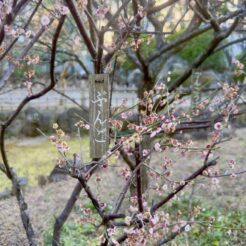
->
[49, 123, 69, 154]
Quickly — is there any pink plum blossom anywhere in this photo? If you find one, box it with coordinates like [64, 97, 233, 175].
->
[41, 15, 50, 26]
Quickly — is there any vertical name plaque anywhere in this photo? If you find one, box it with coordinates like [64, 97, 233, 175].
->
[89, 74, 110, 159]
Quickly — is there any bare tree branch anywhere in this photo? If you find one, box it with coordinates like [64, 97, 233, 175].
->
[0, 18, 55, 89]
[0, 15, 66, 245]
[147, 0, 180, 15]
[168, 18, 239, 92]
[52, 182, 83, 246]
[150, 157, 218, 214]
[0, 0, 29, 44]
[64, 0, 97, 61]
[0, 0, 43, 61]
[147, 9, 244, 63]
[214, 36, 246, 54]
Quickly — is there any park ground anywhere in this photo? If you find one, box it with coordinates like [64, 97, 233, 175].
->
[0, 128, 245, 245]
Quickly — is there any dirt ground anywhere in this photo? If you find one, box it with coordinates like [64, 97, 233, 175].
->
[0, 179, 77, 246]
[0, 128, 245, 245]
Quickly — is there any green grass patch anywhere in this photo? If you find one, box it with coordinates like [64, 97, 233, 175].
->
[43, 221, 98, 246]
[166, 199, 246, 245]
[0, 137, 89, 191]
[42, 198, 246, 245]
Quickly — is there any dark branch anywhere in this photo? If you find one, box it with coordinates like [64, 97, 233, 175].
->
[150, 157, 218, 214]
[65, 0, 96, 60]
[0, 15, 66, 245]
[52, 182, 83, 246]
[147, 9, 243, 63]
[168, 18, 239, 92]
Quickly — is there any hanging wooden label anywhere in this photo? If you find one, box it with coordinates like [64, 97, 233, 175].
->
[89, 74, 110, 159]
